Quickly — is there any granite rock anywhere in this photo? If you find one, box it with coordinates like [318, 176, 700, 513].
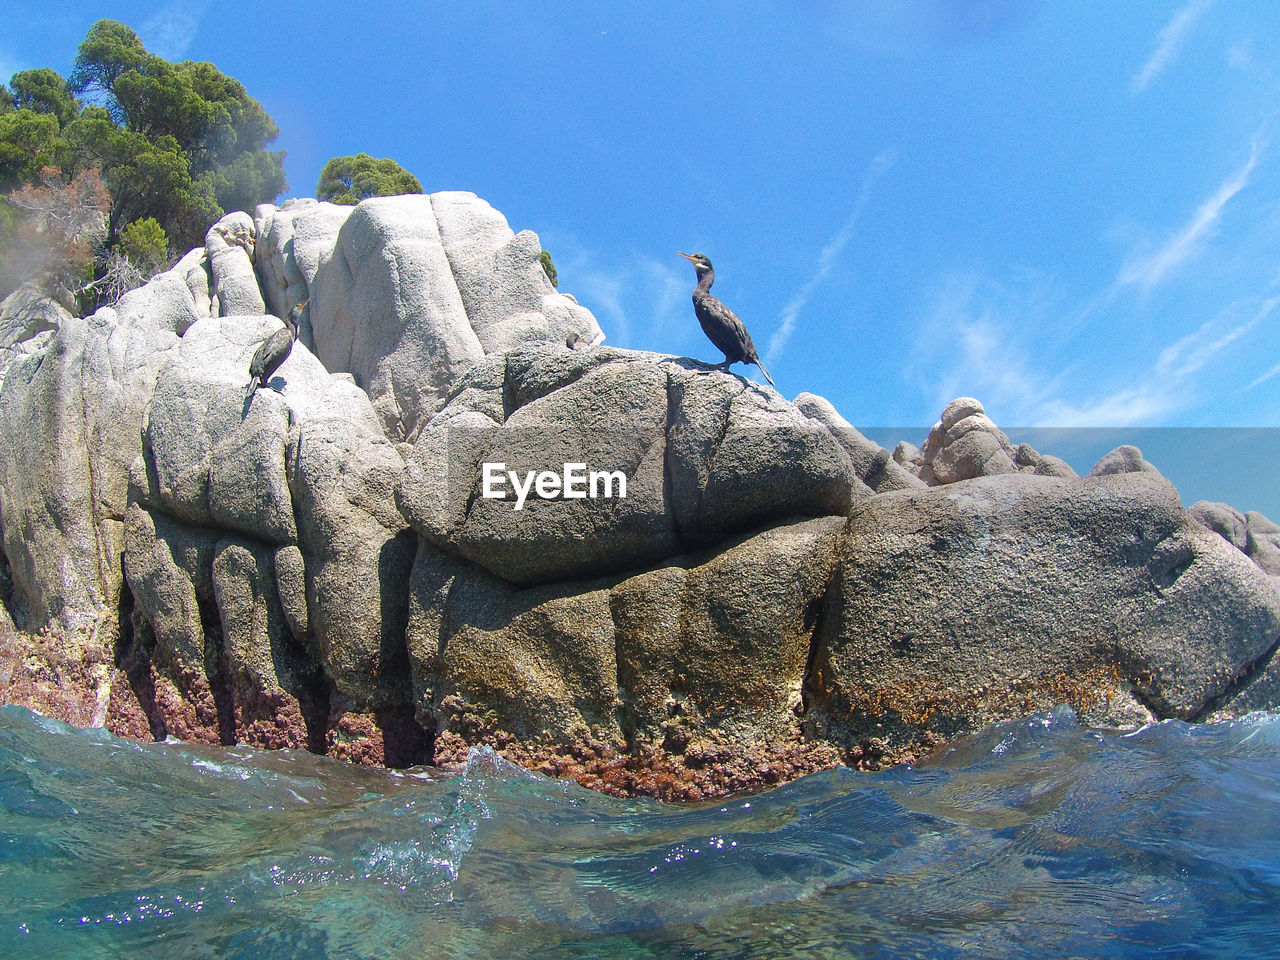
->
[807, 472, 1280, 758]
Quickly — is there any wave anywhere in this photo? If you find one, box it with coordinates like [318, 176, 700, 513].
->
[2, 704, 1279, 958]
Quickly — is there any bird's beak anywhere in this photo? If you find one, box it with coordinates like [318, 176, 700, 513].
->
[677, 252, 694, 262]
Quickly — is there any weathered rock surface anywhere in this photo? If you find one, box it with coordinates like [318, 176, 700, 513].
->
[793, 392, 924, 493]
[904, 396, 1077, 486]
[254, 198, 352, 348]
[1246, 511, 1280, 577]
[0, 282, 69, 371]
[0, 191, 609, 769]
[807, 472, 1280, 759]
[399, 346, 857, 585]
[1191, 500, 1250, 552]
[406, 516, 846, 796]
[0, 278, 197, 628]
[128, 311, 416, 718]
[257, 193, 603, 441]
[1192, 500, 1280, 580]
[1090, 443, 1161, 477]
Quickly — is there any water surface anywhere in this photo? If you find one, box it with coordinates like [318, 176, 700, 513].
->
[2, 704, 1278, 958]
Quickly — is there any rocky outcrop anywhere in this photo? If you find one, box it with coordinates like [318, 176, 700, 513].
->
[399, 347, 857, 585]
[807, 473, 1280, 759]
[902, 397, 1077, 486]
[0, 278, 195, 628]
[1089, 443, 1162, 477]
[793, 393, 924, 494]
[2, 190, 1279, 801]
[0, 192, 611, 769]
[256, 194, 603, 441]
[1191, 501, 1280, 579]
[410, 517, 843, 747]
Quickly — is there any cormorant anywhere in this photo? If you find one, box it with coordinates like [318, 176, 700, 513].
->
[246, 299, 307, 397]
[677, 252, 774, 387]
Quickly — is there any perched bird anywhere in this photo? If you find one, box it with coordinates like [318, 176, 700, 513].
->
[677, 252, 774, 387]
[246, 299, 307, 397]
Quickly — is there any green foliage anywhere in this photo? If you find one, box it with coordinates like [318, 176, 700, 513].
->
[204, 146, 287, 218]
[539, 249, 558, 288]
[0, 18, 288, 303]
[63, 19, 285, 249]
[67, 19, 148, 117]
[0, 109, 68, 190]
[316, 153, 422, 205]
[117, 216, 168, 276]
[8, 69, 79, 126]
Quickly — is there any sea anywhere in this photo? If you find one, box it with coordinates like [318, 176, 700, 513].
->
[1, 703, 1278, 959]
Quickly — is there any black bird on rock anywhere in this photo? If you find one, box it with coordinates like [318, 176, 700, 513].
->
[677, 252, 774, 387]
[246, 299, 307, 397]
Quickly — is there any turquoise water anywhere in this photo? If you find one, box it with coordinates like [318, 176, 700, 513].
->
[2, 704, 1279, 958]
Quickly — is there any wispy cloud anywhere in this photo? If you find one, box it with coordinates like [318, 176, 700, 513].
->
[915, 267, 1279, 428]
[1227, 39, 1254, 71]
[1247, 359, 1280, 391]
[909, 271, 1067, 423]
[1040, 295, 1280, 426]
[1033, 386, 1182, 428]
[1114, 139, 1263, 293]
[1132, 0, 1217, 93]
[1241, 298, 1280, 389]
[141, 1, 208, 60]
[764, 148, 897, 365]
[1160, 295, 1280, 379]
[550, 238, 687, 351]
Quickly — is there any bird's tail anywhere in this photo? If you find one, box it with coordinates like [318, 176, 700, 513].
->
[755, 357, 775, 388]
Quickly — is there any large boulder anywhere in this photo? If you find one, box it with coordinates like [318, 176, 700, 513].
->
[0, 274, 200, 628]
[129, 311, 415, 713]
[122, 499, 218, 679]
[1090, 444, 1161, 477]
[1245, 511, 1280, 578]
[1193, 501, 1280, 580]
[0, 282, 69, 372]
[254, 198, 353, 349]
[287, 377, 417, 710]
[399, 345, 858, 585]
[1191, 500, 1250, 552]
[807, 472, 1280, 756]
[793, 392, 924, 493]
[430, 190, 601, 354]
[205, 212, 264, 317]
[259, 193, 603, 440]
[406, 517, 845, 777]
[142, 314, 320, 539]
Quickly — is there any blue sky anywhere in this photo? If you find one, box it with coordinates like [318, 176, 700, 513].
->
[5, 3, 1280, 474]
